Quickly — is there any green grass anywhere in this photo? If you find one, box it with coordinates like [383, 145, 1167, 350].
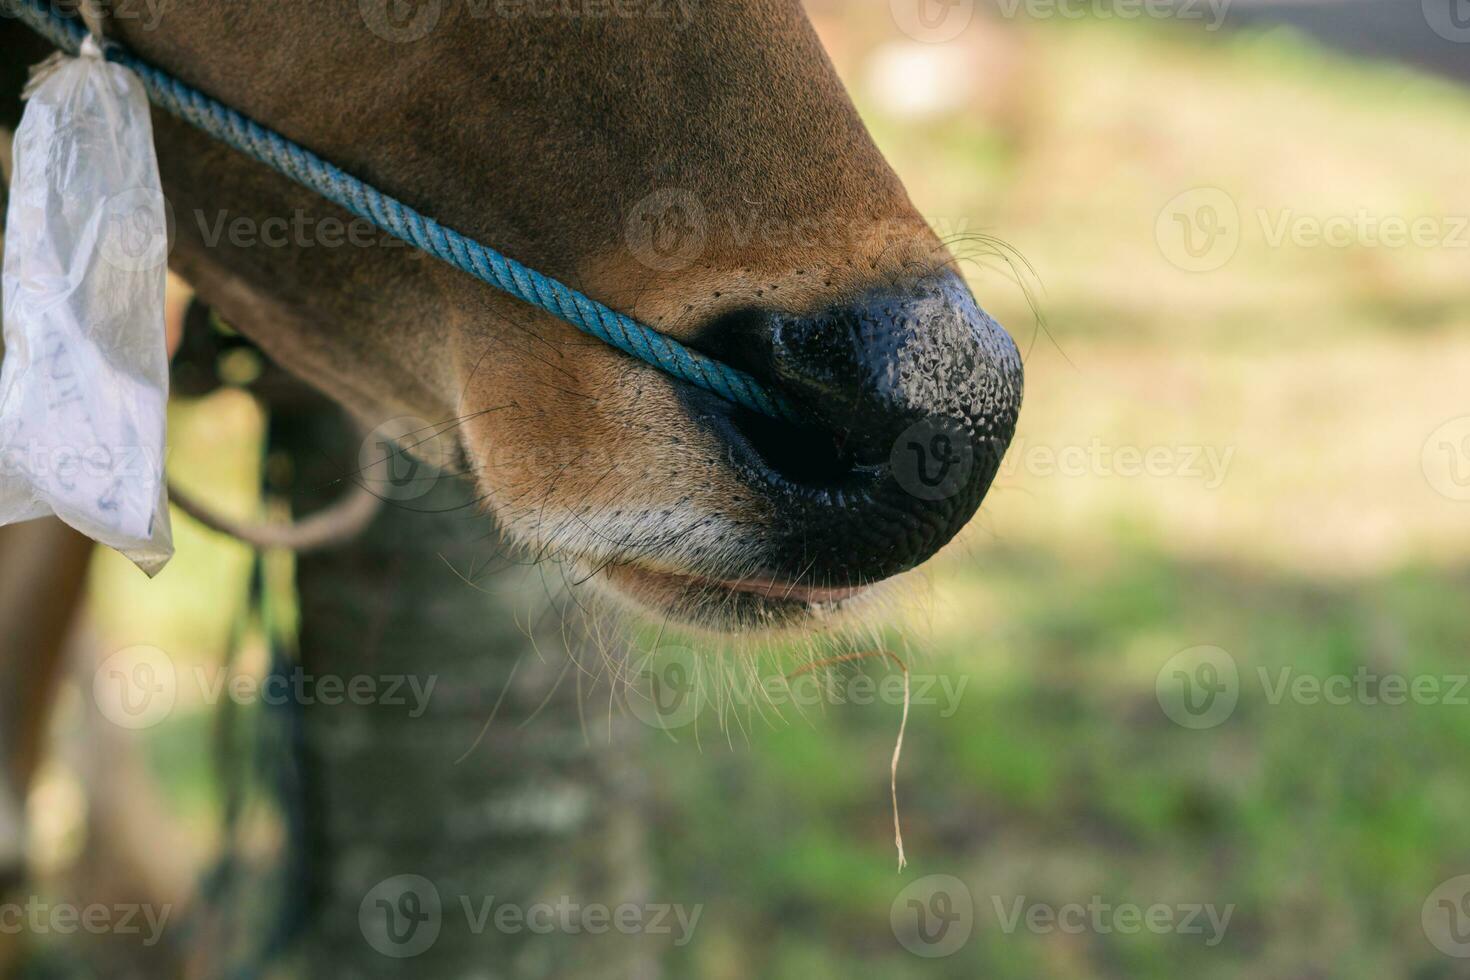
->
[630, 17, 1470, 979]
[648, 548, 1470, 979]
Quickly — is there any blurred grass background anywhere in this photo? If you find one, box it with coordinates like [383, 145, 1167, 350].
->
[61, 6, 1470, 978]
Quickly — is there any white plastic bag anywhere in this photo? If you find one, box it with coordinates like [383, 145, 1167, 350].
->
[0, 38, 173, 574]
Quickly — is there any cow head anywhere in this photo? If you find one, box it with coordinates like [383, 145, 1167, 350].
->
[1, 0, 1023, 632]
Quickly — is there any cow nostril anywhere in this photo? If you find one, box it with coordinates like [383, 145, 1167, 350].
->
[727, 407, 873, 490]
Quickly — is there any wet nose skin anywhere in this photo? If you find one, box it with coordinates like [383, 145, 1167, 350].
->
[690, 271, 1024, 587]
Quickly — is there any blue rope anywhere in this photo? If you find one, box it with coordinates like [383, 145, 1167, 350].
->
[3, 0, 796, 420]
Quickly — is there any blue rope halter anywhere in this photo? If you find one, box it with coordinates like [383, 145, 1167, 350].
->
[3, 0, 796, 421]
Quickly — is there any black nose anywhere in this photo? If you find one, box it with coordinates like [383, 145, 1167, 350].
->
[689, 271, 1023, 586]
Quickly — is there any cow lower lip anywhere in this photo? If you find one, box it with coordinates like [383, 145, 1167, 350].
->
[710, 574, 867, 603]
[603, 563, 869, 607]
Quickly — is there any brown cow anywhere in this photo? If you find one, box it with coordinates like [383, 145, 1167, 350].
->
[5, 0, 1022, 631]
[0, 1, 1022, 968]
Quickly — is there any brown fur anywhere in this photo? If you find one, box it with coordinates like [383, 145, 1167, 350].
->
[2, 1, 958, 617]
[69, 1, 952, 601]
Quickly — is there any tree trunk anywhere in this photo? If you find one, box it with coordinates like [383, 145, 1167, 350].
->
[269, 400, 658, 980]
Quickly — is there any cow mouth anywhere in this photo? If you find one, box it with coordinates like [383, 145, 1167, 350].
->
[598, 561, 874, 630]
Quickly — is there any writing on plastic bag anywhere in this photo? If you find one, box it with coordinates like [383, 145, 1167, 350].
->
[0, 39, 173, 574]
